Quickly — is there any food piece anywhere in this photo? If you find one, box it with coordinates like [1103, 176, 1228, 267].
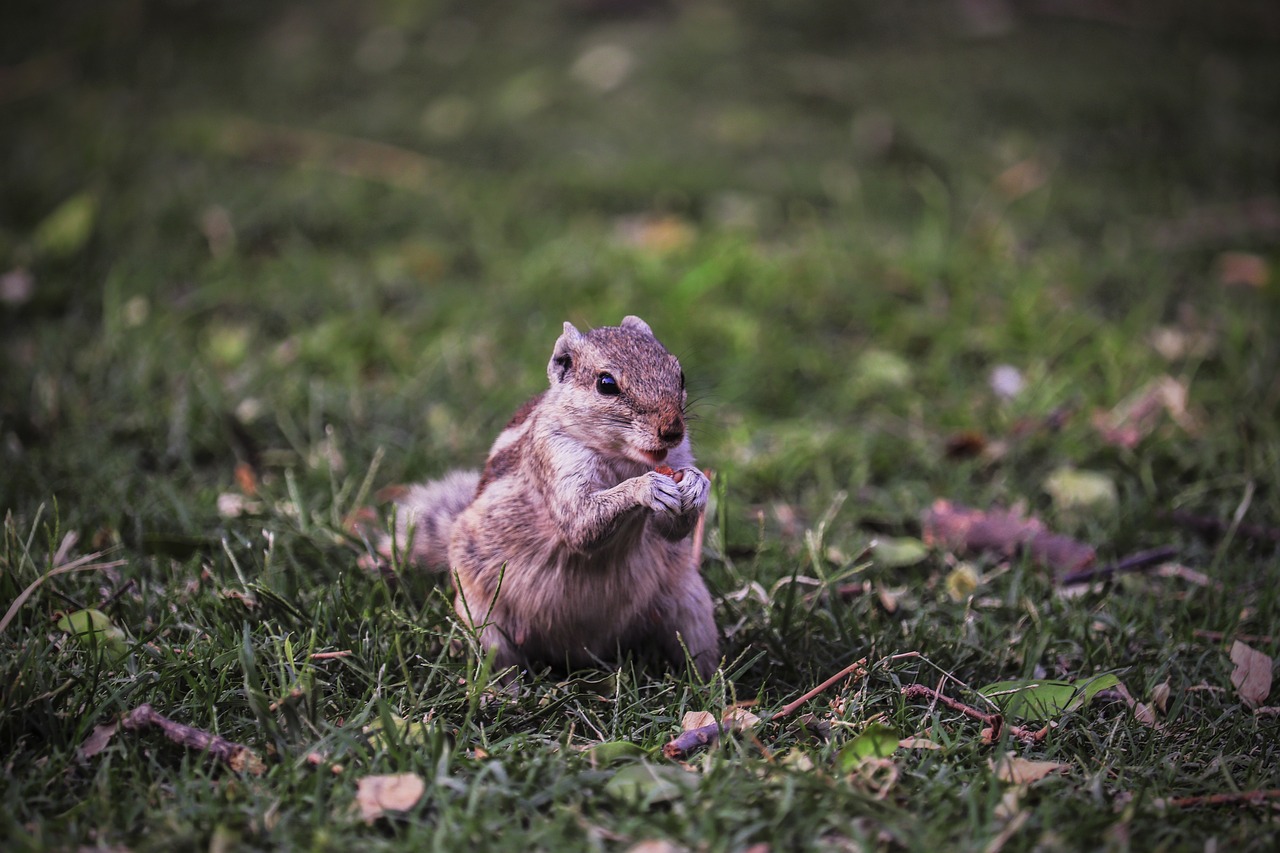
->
[654, 464, 683, 483]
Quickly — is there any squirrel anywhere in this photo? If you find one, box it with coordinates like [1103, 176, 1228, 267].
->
[386, 315, 719, 680]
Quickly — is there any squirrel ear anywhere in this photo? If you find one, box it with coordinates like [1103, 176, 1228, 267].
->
[620, 315, 653, 336]
[549, 322, 584, 383]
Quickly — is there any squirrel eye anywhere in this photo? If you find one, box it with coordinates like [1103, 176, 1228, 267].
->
[596, 372, 620, 396]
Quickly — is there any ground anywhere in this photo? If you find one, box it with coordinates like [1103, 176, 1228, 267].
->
[2, 1, 1279, 850]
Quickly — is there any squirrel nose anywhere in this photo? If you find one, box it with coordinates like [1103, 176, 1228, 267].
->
[658, 415, 685, 445]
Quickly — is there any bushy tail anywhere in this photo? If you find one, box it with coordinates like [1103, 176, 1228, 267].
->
[382, 469, 480, 571]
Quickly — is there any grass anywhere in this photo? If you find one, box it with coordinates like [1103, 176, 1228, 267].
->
[3, 1, 1280, 850]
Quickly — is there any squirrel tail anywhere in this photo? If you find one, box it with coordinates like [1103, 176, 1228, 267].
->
[383, 469, 480, 571]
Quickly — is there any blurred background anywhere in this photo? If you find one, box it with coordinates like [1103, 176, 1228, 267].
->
[2, 0, 1278, 547]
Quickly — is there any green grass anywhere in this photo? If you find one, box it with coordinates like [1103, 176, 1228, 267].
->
[3, 1, 1280, 850]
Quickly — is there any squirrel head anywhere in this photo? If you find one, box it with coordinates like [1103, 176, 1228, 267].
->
[546, 316, 688, 465]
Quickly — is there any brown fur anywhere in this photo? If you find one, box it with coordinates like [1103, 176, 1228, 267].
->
[392, 316, 718, 679]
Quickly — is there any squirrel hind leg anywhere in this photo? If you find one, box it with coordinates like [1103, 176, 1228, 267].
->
[384, 469, 480, 570]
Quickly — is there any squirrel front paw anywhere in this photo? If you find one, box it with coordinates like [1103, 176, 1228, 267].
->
[674, 468, 710, 514]
[639, 471, 684, 515]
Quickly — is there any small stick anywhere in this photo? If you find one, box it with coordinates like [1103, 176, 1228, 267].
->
[122, 703, 265, 775]
[661, 722, 724, 760]
[662, 657, 869, 761]
[1193, 629, 1276, 646]
[310, 650, 352, 660]
[775, 658, 868, 721]
[901, 684, 1049, 744]
[1058, 546, 1180, 586]
[1157, 789, 1280, 809]
[1162, 509, 1280, 544]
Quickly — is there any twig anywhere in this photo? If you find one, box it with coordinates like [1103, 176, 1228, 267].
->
[1156, 789, 1280, 809]
[310, 650, 353, 660]
[1193, 629, 1276, 646]
[99, 578, 137, 611]
[901, 684, 1050, 745]
[661, 722, 724, 760]
[1058, 546, 1180, 586]
[122, 704, 265, 775]
[775, 657, 868, 721]
[0, 550, 127, 634]
[1163, 509, 1280, 544]
[661, 657, 869, 761]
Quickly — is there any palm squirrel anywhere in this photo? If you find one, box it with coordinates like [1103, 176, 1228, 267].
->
[388, 315, 718, 680]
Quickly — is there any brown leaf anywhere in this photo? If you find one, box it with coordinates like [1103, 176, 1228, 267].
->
[613, 214, 696, 254]
[1091, 376, 1192, 449]
[990, 755, 1071, 785]
[234, 461, 259, 497]
[1230, 641, 1273, 709]
[77, 720, 119, 761]
[921, 500, 1095, 574]
[680, 710, 717, 731]
[355, 773, 426, 823]
[1215, 251, 1270, 288]
[898, 736, 943, 750]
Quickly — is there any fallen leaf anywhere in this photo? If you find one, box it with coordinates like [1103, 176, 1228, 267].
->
[852, 349, 913, 393]
[921, 500, 1096, 574]
[990, 755, 1071, 785]
[604, 763, 692, 804]
[994, 158, 1049, 201]
[1043, 467, 1117, 515]
[613, 214, 695, 254]
[1215, 251, 1269, 288]
[57, 608, 129, 661]
[876, 585, 906, 614]
[680, 710, 717, 731]
[1151, 680, 1171, 713]
[837, 723, 900, 770]
[1154, 563, 1215, 588]
[722, 707, 761, 730]
[898, 736, 943, 750]
[626, 841, 684, 853]
[945, 563, 981, 602]
[979, 674, 1119, 723]
[1230, 641, 1273, 709]
[355, 773, 426, 823]
[77, 721, 119, 761]
[583, 741, 648, 767]
[33, 191, 97, 258]
[217, 493, 261, 518]
[1092, 376, 1192, 448]
[872, 536, 929, 568]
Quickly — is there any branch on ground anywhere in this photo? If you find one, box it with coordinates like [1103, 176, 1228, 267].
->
[122, 703, 266, 775]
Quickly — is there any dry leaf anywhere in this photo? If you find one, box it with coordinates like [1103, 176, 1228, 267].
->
[1113, 682, 1160, 729]
[1154, 563, 1215, 588]
[945, 563, 981, 602]
[680, 711, 717, 731]
[722, 708, 761, 730]
[77, 721, 119, 761]
[990, 755, 1071, 785]
[898, 736, 943, 750]
[613, 214, 696, 254]
[994, 158, 1048, 201]
[921, 500, 1096, 574]
[1043, 467, 1117, 514]
[1230, 641, 1273, 709]
[1215, 251, 1269, 288]
[1091, 376, 1192, 449]
[1151, 681, 1171, 713]
[355, 773, 426, 823]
